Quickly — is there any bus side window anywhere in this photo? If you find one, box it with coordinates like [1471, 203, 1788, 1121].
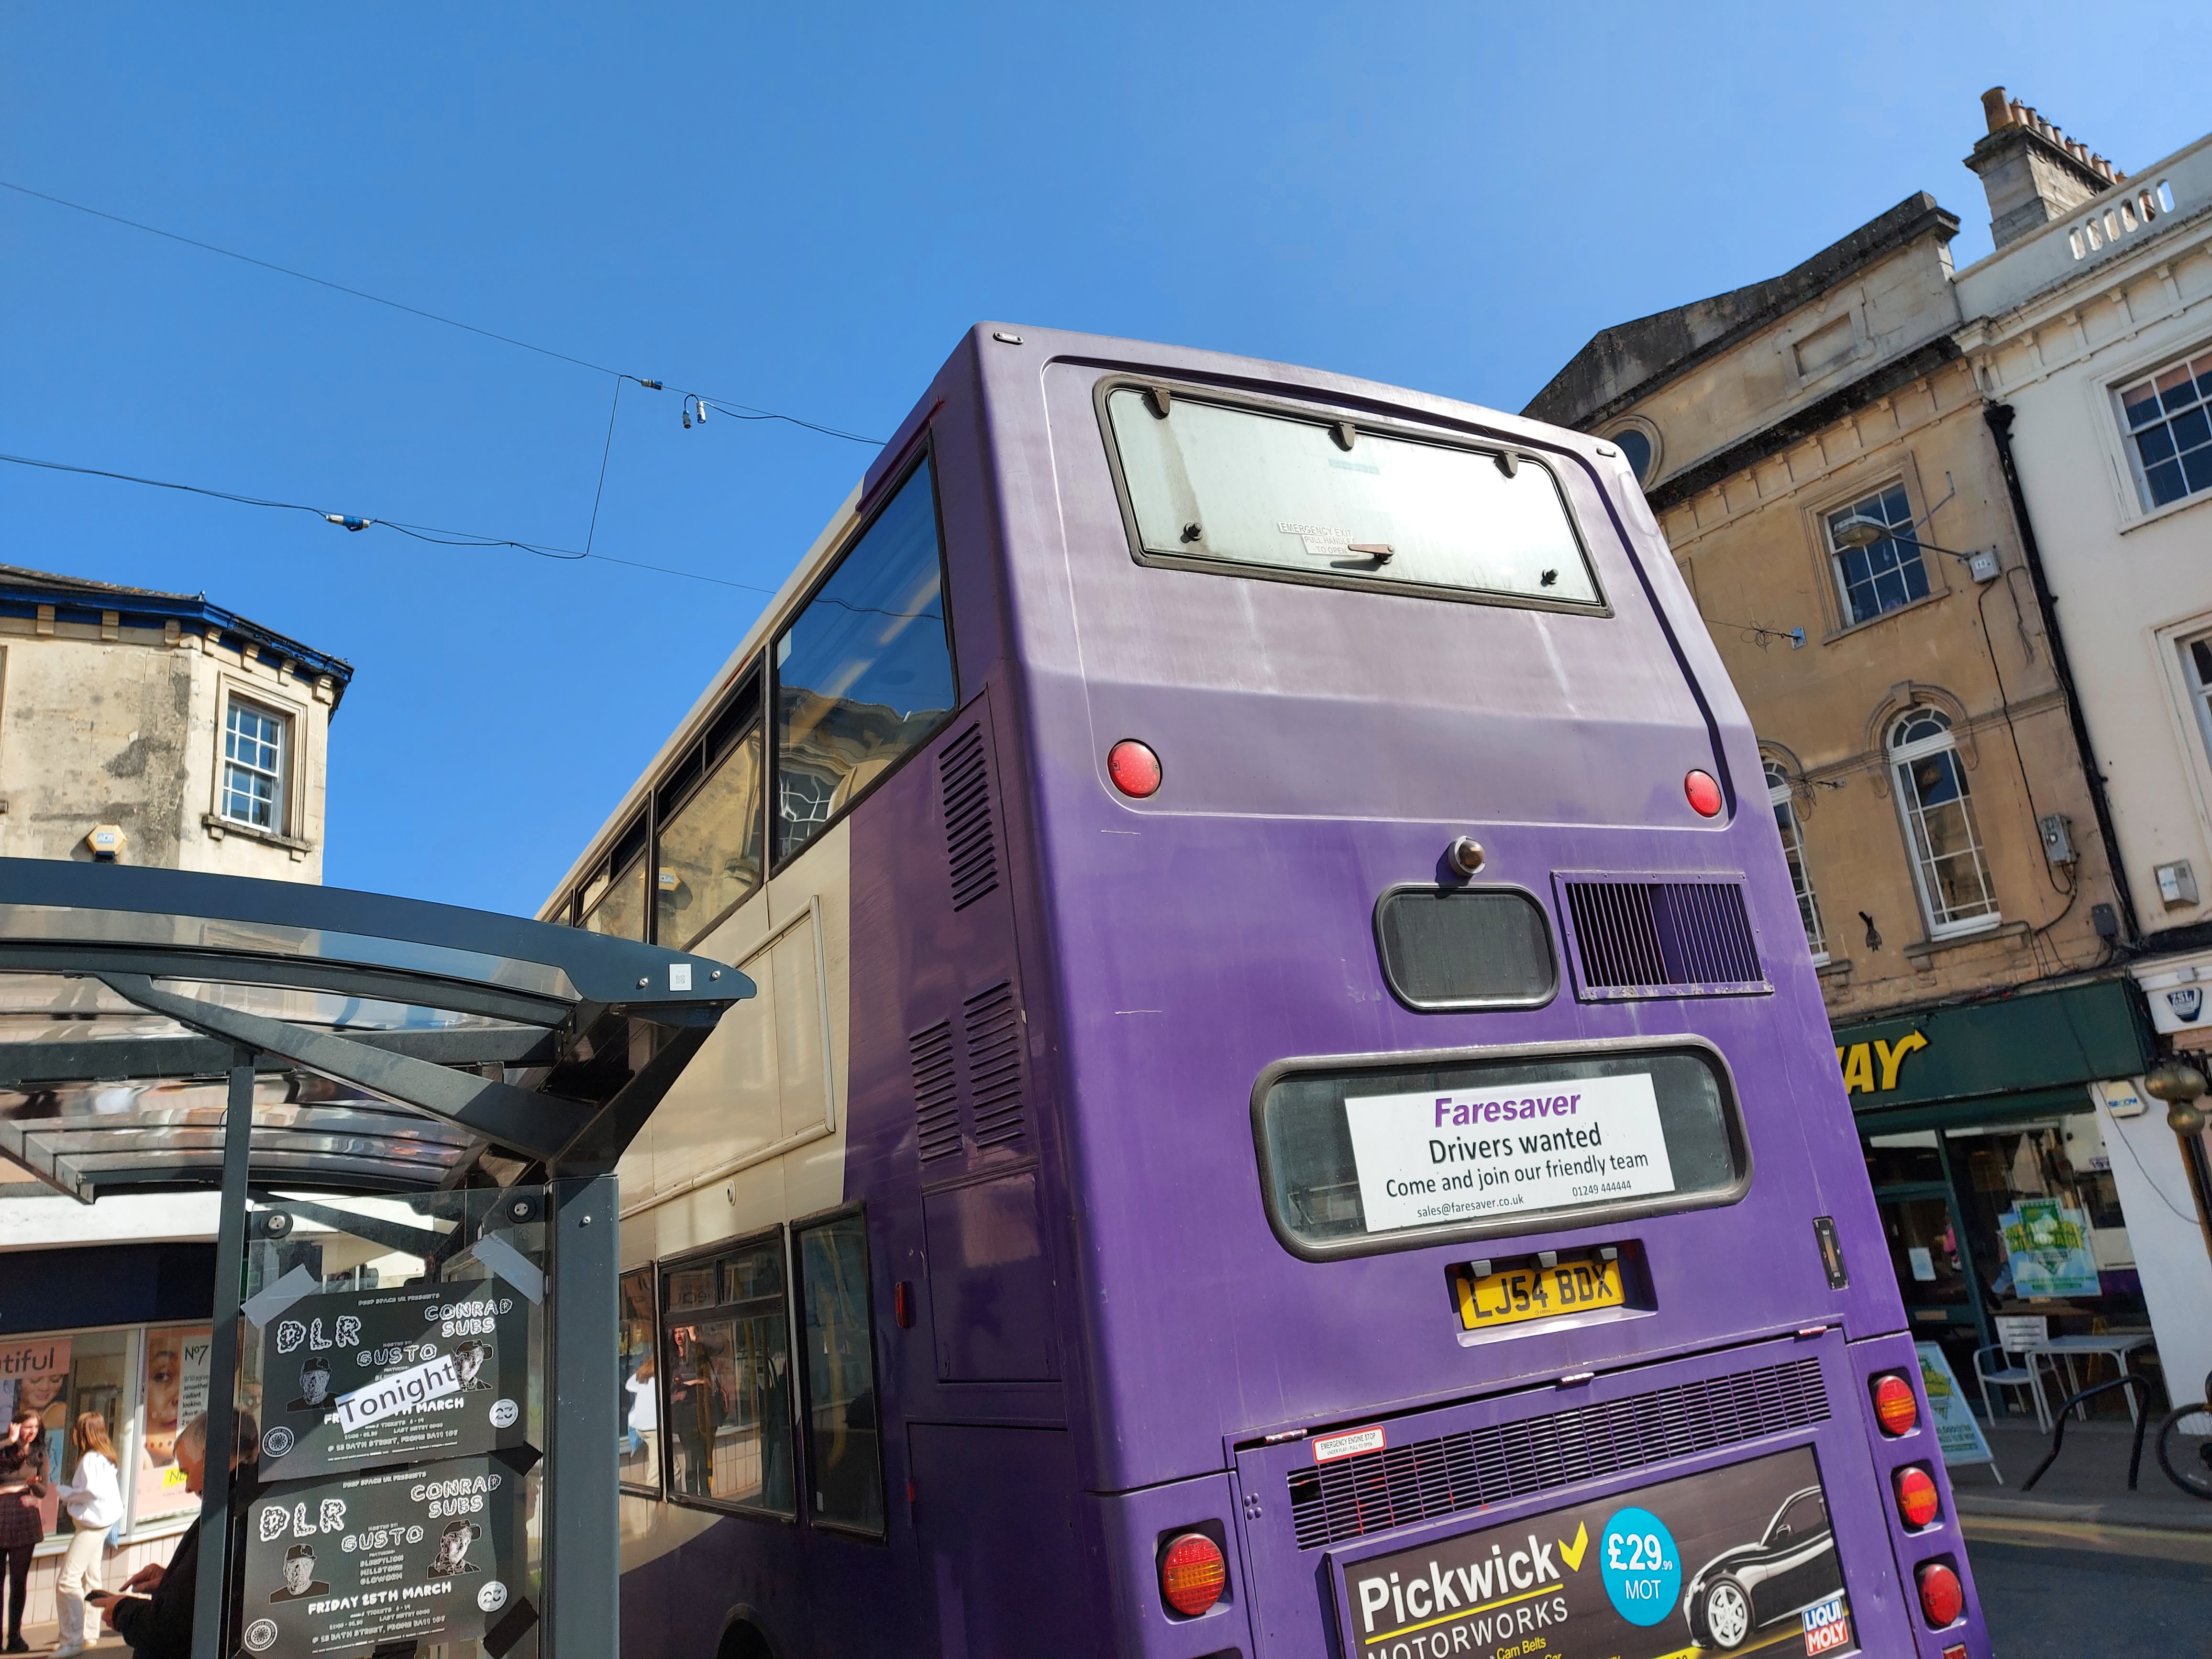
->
[773, 457, 956, 864]
[794, 1209, 885, 1534]
[660, 1238, 796, 1518]
[618, 1266, 661, 1495]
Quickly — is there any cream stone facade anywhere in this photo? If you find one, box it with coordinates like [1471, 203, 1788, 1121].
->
[1529, 198, 2124, 1016]
[0, 565, 351, 879]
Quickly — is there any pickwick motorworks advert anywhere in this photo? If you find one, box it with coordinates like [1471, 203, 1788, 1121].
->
[239, 1456, 531, 1659]
[255, 1277, 533, 1479]
[1340, 1448, 1857, 1659]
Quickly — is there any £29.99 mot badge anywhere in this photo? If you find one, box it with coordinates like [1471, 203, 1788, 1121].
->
[256, 1277, 534, 1480]
[1338, 1446, 1855, 1659]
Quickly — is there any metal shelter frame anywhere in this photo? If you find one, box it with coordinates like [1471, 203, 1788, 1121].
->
[0, 858, 751, 1659]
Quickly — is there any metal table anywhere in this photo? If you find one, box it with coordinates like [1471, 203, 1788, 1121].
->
[2024, 1332, 2157, 1423]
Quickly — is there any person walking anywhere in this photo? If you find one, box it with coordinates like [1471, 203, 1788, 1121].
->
[0, 1408, 51, 1655]
[51, 1414, 123, 1658]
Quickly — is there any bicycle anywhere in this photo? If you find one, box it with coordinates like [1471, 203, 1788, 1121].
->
[2156, 1371, 2212, 1500]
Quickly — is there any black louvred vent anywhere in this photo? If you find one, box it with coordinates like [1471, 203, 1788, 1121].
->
[909, 1021, 961, 1162]
[1561, 878, 1765, 996]
[963, 981, 1025, 1148]
[1286, 1356, 1828, 1550]
[941, 725, 999, 912]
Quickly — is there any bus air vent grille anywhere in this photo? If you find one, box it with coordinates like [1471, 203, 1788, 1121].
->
[1559, 877, 1766, 998]
[909, 1021, 962, 1161]
[963, 981, 1026, 1148]
[941, 725, 1000, 912]
[1285, 1355, 1828, 1549]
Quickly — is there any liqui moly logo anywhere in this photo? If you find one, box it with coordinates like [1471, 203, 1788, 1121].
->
[1801, 1592, 1851, 1654]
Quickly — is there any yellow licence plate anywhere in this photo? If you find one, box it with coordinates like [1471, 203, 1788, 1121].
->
[1452, 1256, 1625, 1330]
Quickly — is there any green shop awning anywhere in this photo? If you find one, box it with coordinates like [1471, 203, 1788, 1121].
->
[1832, 976, 2155, 1119]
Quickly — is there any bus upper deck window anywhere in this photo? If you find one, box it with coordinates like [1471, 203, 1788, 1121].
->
[773, 459, 956, 863]
[1103, 386, 1602, 608]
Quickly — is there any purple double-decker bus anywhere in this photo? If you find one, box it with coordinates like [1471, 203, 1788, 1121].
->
[550, 326, 1990, 1659]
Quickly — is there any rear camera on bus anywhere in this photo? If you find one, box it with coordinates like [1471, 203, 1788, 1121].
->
[1684, 769, 1724, 817]
[1108, 740, 1163, 798]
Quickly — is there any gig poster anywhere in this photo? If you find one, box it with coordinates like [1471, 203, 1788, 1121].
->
[1339, 1448, 1857, 1659]
[256, 1279, 532, 1480]
[239, 1456, 533, 1659]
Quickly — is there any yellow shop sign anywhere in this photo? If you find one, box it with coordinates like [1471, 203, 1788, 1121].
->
[1834, 1030, 1928, 1095]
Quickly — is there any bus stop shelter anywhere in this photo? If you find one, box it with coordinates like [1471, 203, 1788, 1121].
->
[0, 857, 748, 1659]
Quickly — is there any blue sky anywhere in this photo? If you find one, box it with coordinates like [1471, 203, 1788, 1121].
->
[5, 3, 2206, 915]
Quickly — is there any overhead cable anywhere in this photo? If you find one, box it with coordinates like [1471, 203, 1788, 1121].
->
[0, 178, 882, 444]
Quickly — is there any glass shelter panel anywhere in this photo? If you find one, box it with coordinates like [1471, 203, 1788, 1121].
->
[658, 1238, 793, 1516]
[1106, 388, 1599, 605]
[794, 1214, 884, 1534]
[774, 461, 955, 863]
[231, 1187, 550, 1659]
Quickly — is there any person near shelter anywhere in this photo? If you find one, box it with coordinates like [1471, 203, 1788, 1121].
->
[51, 1413, 124, 1658]
[89, 1409, 258, 1659]
[0, 1407, 51, 1655]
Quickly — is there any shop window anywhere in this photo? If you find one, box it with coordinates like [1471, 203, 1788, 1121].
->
[1765, 761, 1827, 962]
[659, 1235, 795, 1517]
[1888, 708, 1999, 936]
[794, 1210, 884, 1534]
[137, 1325, 210, 1522]
[619, 1268, 660, 1495]
[774, 460, 955, 864]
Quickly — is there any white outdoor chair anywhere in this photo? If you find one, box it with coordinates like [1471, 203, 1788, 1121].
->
[1977, 1316, 2054, 1430]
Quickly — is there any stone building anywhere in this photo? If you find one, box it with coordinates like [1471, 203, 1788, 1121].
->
[0, 562, 351, 1633]
[0, 564, 352, 876]
[1525, 92, 2204, 1415]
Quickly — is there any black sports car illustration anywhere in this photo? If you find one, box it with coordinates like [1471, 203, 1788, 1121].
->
[1682, 1485, 1845, 1649]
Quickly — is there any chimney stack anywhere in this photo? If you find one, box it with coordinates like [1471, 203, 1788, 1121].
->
[1966, 87, 2124, 249]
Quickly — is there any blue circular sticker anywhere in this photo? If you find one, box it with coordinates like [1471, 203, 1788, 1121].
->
[1599, 1506, 1681, 1626]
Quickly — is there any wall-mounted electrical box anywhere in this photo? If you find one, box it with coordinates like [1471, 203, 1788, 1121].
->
[2038, 813, 2077, 866]
[1968, 548, 2002, 583]
[2156, 859, 2199, 907]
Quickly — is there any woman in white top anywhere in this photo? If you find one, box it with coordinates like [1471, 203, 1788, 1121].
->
[52, 1413, 122, 1658]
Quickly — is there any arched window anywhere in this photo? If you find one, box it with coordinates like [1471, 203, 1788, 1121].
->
[1888, 708, 1998, 934]
[1765, 761, 1827, 962]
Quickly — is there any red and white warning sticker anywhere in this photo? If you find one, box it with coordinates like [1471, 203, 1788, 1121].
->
[1312, 1426, 1385, 1464]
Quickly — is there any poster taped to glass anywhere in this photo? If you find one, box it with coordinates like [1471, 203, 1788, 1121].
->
[256, 1278, 533, 1480]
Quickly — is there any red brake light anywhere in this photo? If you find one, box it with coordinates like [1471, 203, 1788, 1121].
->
[1895, 1465, 1940, 1528]
[1872, 1372, 1919, 1436]
[1108, 740, 1163, 799]
[1916, 1561, 1964, 1627]
[1159, 1532, 1226, 1617]
[1684, 769, 1723, 817]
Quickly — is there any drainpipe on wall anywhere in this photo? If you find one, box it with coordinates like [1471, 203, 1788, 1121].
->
[1984, 401, 2145, 942]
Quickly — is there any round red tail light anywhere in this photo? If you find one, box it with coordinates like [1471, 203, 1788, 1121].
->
[1108, 740, 1163, 799]
[1684, 769, 1724, 817]
[1916, 1561, 1964, 1627]
[1159, 1531, 1227, 1617]
[1896, 1465, 1940, 1528]
[1872, 1372, 1919, 1436]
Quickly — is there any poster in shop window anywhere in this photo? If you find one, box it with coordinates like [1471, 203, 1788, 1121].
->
[1999, 1198, 2101, 1299]
[238, 1456, 533, 1659]
[1337, 1447, 1857, 1659]
[255, 1279, 534, 1481]
[137, 1327, 212, 1520]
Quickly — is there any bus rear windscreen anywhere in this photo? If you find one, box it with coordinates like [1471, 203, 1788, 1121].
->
[1257, 1047, 1747, 1255]
[1105, 387, 1600, 606]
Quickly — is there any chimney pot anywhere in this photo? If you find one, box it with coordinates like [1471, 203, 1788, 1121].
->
[1980, 87, 2013, 133]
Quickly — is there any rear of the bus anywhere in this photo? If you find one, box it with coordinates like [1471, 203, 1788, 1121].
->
[980, 327, 1991, 1659]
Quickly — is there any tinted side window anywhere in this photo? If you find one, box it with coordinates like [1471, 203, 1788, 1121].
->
[774, 460, 954, 862]
[618, 1268, 659, 1494]
[660, 1237, 794, 1516]
[795, 1211, 884, 1534]
[657, 725, 765, 949]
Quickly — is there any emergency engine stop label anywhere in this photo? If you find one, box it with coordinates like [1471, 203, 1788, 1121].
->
[1343, 1073, 1675, 1232]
